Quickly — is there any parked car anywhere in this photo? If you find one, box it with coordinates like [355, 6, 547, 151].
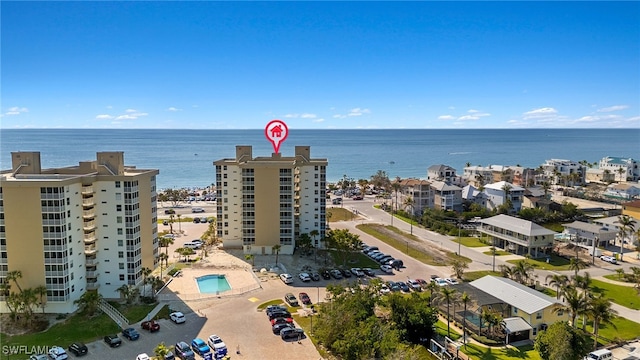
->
[444, 278, 459, 285]
[380, 284, 391, 294]
[164, 209, 176, 214]
[271, 317, 294, 326]
[68, 342, 88, 357]
[284, 293, 299, 306]
[190, 338, 211, 357]
[29, 355, 49, 360]
[299, 292, 312, 305]
[266, 305, 288, 317]
[378, 256, 394, 264]
[298, 272, 311, 282]
[352, 196, 363, 200]
[48, 346, 68, 360]
[136, 354, 151, 360]
[272, 323, 294, 335]
[207, 334, 228, 356]
[398, 281, 410, 292]
[193, 217, 201, 223]
[174, 341, 195, 360]
[280, 327, 305, 341]
[407, 279, 422, 291]
[350, 268, 364, 277]
[330, 269, 343, 279]
[280, 273, 294, 284]
[103, 334, 122, 348]
[141, 319, 160, 332]
[122, 328, 140, 341]
[387, 281, 401, 292]
[191, 207, 205, 213]
[268, 310, 292, 321]
[321, 270, 331, 280]
[380, 264, 393, 274]
[389, 259, 404, 269]
[362, 268, 375, 277]
[432, 277, 448, 287]
[600, 255, 618, 264]
[170, 311, 186, 324]
[310, 272, 321, 281]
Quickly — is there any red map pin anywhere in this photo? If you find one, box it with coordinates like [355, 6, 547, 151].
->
[265, 120, 289, 154]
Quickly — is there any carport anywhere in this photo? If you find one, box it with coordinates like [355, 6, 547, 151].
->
[501, 317, 532, 344]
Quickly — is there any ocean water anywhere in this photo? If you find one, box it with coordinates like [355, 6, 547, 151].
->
[1, 129, 638, 190]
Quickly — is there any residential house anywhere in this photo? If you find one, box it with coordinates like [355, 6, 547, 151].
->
[427, 164, 457, 183]
[561, 221, 617, 250]
[621, 199, 640, 220]
[429, 180, 462, 212]
[483, 181, 524, 213]
[397, 178, 432, 216]
[604, 183, 640, 200]
[477, 214, 556, 257]
[598, 156, 639, 182]
[585, 168, 616, 184]
[468, 276, 568, 343]
[540, 159, 585, 186]
[463, 166, 493, 188]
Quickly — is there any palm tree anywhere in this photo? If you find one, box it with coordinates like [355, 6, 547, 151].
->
[460, 292, 473, 348]
[558, 287, 588, 328]
[273, 244, 282, 267]
[176, 214, 182, 233]
[542, 181, 551, 199]
[158, 253, 168, 275]
[244, 254, 255, 266]
[141, 267, 152, 297]
[34, 285, 48, 313]
[616, 167, 626, 182]
[587, 294, 618, 350]
[500, 183, 513, 214]
[615, 215, 637, 262]
[512, 260, 534, 285]
[569, 257, 589, 276]
[169, 214, 175, 233]
[403, 195, 415, 235]
[159, 236, 174, 257]
[6, 270, 23, 294]
[545, 274, 569, 299]
[154, 342, 171, 360]
[573, 272, 593, 297]
[426, 281, 438, 306]
[116, 284, 132, 303]
[391, 181, 401, 216]
[451, 259, 469, 280]
[437, 286, 459, 338]
[73, 290, 103, 316]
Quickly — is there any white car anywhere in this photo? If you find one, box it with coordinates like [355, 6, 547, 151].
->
[136, 354, 151, 360]
[29, 355, 49, 360]
[170, 311, 186, 324]
[432, 277, 448, 287]
[380, 265, 393, 274]
[600, 255, 618, 264]
[380, 284, 391, 294]
[207, 334, 228, 355]
[407, 279, 422, 291]
[444, 278, 459, 285]
[298, 272, 311, 282]
[280, 273, 293, 284]
[48, 346, 68, 360]
[350, 268, 364, 277]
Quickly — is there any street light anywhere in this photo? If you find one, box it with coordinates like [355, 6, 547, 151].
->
[457, 221, 462, 256]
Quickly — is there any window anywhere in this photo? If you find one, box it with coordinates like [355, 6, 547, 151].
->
[115, 193, 122, 200]
[117, 216, 123, 224]
[117, 228, 123, 235]
[536, 312, 542, 320]
[119, 274, 125, 281]
[119, 263, 125, 269]
[118, 239, 123, 246]
[513, 307, 518, 314]
[556, 309, 564, 316]
[115, 181, 121, 188]
[116, 204, 122, 211]
[118, 251, 124, 258]
[532, 327, 537, 336]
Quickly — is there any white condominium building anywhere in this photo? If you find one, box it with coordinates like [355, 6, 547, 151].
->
[598, 156, 639, 182]
[0, 152, 159, 313]
[214, 146, 327, 255]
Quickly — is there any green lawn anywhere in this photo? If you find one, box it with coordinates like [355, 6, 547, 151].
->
[356, 224, 471, 266]
[463, 271, 502, 282]
[463, 343, 542, 360]
[2, 303, 157, 351]
[603, 273, 635, 283]
[327, 207, 359, 221]
[507, 254, 574, 271]
[453, 237, 490, 248]
[482, 250, 511, 256]
[584, 316, 640, 342]
[590, 279, 640, 310]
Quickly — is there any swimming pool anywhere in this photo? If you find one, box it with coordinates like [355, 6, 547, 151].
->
[196, 275, 232, 294]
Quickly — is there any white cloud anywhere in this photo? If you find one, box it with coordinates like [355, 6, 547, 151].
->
[458, 115, 479, 121]
[95, 114, 114, 120]
[457, 112, 490, 121]
[467, 109, 480, 113]
[348, 108, 371, 117]
[523, 107, 558, 119]
[114, 111, 148, 121]
[167, 107, 182, 112]
[301, 113, 317, 119]
[438, 115, 455, 120]
[3, 106, 29, 116]
[597, 105, 628, 112]
[125, 109, 137, 113]
[312, 118, 325, 123]
[332, 114, 346, 119]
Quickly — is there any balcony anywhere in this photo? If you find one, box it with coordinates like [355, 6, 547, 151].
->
[86, 282, 100, 290]
[83, 220, 96, 231]
[86, 270, 99, 279]
[84, 232, 97, 244]
[84, 245, 98, 255]
[82, 209, 95, 219]
[82, 197, 94, 207]
[81, 185, 94, 195]
[85, 257, 99, 266]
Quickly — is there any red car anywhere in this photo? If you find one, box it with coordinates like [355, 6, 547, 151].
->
[141, 320, 160, 332]
[270, 317, 294, 326]
[352, 196, 363, 200]
[299, 292, 312, 305]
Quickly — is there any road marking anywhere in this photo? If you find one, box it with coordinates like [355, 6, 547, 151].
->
[248, 297, 260, 302]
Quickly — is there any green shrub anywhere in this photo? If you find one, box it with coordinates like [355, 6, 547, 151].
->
[471, 333, 502, 346]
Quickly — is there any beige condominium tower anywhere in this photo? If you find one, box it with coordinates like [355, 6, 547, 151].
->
[214, 146, 327, 255]
[0, 151, 159, 313]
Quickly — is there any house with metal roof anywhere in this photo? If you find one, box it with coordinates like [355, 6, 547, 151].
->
[469, 276, 568, 343]
[477, 214, 557, 258]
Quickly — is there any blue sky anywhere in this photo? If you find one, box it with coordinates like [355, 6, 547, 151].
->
[2, 1, 639, 129]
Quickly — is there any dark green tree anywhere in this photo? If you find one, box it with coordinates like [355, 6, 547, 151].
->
[535, 321, 590, 360]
